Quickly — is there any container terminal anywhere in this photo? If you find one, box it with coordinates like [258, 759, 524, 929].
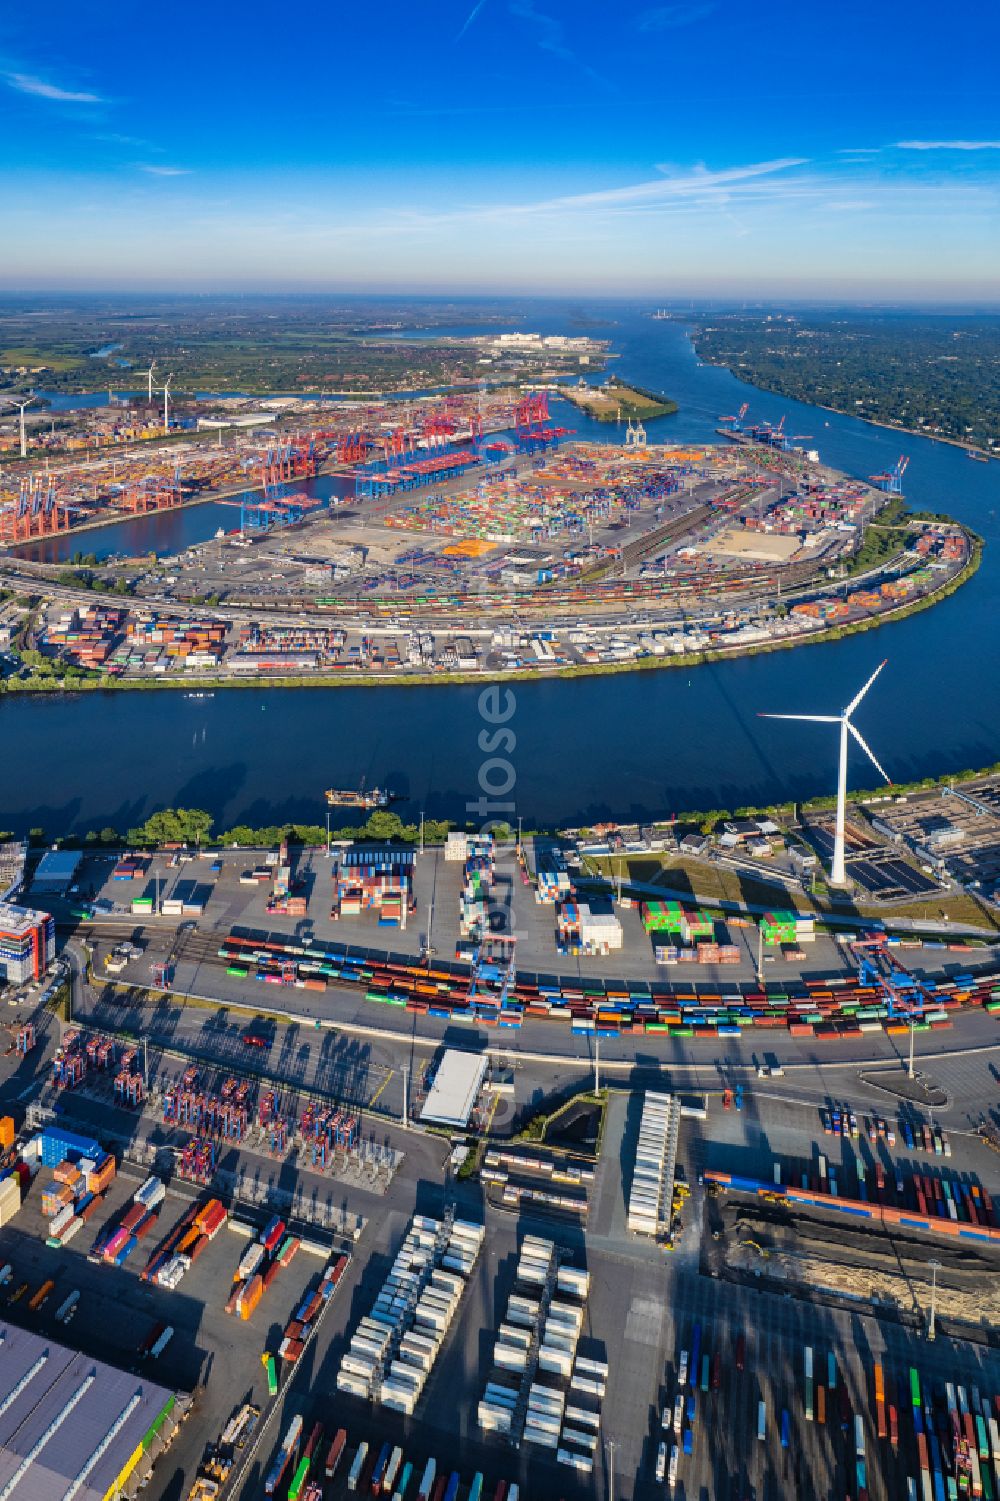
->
[1, 811, 1000, 1500]
[0, 430, 973, 688]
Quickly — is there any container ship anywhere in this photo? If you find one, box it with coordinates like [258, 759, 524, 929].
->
[324, 785, 396, 810]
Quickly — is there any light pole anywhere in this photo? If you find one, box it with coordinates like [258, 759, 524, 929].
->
[927, 1259, 941, 1340]
[325, 809, 331, 859]
[402, 1065, 409, 1131]
[594, 1033, 600, 1096]
[907, 1008, 917, 1081]
[605, 1437, 616, 1501]
[419, 812, 425, 856]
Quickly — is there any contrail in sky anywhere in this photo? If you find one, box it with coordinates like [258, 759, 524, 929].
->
[456, 0, 488, 41]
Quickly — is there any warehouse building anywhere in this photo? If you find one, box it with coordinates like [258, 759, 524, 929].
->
[419, 1050, 489, 1128]
[31, 848, 82, 896]
[0, 1322, 178, 1501]
[0, 903, 55, 984]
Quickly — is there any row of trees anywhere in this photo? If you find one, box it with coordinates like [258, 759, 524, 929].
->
[76, 805, 474, 849]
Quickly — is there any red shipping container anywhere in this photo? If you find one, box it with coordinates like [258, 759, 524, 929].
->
[120, 1204, 146, 1234]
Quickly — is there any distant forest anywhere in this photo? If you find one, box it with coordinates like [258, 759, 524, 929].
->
[686, 310, 1000, 451]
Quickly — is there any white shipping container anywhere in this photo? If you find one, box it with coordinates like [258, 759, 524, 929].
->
[523, 1427, 560, 1450]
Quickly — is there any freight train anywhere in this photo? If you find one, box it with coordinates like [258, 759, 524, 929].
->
[216, 932, 1000, 1041]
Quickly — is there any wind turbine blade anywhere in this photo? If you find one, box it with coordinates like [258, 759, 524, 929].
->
[847, 720, 892, 784]
[845, 659, 887, 717]
[758, 713, 841, 723]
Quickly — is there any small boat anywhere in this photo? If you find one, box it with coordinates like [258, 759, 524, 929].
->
[325, 785, 396, 810]
[968, 450, 989, 462]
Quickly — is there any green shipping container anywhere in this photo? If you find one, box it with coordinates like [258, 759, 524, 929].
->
[288, 1455, 311, 1501]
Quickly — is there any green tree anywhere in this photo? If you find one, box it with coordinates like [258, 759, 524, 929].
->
[363, 809, 405, 840]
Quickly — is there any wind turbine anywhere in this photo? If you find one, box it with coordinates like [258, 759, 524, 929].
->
[145, 361, 157, 402]
[163, 374, 173, 432]
[761, 660, 891, 887]
[15, 398, 34, 459]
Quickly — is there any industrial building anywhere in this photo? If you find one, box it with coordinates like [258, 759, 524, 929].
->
[419, 1050, 489, 1128]
[0, 1322, 177, 1501]
[0, 902, 55, 984]
[31, 848, 82, 896]
[0, 840, 26, 903]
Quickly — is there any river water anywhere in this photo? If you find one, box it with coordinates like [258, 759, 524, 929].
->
[3, 303, 999, 838]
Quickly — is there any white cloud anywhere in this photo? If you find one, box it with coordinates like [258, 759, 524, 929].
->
[508, 0, 608, 85]
[455, 0, 488, 41]
[5, 71, 103, 103]
[518, 157, 808, 215]
[895, 139, 1000, 151]
[139, 165, 191, 176]
[636, 3, 715, 31]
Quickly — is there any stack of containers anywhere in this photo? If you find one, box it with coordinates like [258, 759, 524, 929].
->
[98, 1174, 169, 1265]
[334, 849, 414, 924]
[556, 902, 581, 953]
[336, 1215, 484, 1415]
[0, 1170, 21, 1230]
[527, 1264, 594, 1462]
[577, 906, 623, 956]
[626, 1092, 672, 1237]
[37, 1127, 103, 1169]
[45, 1153, 111, 1248]
[86, 1152, 117, 1195]
[559, 1350, 606, 1473]
[137, 1195, 226, 1288]
[444, 832, 469, 862]
[478, 1236, 554, 1437]
[535, 855, 573, 905]
[460, 835, 494, 939]
[237, 1273, 263, 1320]
[227, 1214, 284, 1317]
[759, 911, 798, 946]
[279, 1252, 352, 1365]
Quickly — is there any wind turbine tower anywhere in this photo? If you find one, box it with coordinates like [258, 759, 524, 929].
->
[146, 361, 157, 402]
[163, 374, 173, 433]
[761, 661, 891, 887]
[16, 399, 32, 459]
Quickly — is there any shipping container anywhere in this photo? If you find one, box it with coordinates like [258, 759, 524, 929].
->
[348, 1441, 369, 1493]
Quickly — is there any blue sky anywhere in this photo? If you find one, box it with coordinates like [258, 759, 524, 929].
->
[2, 0, 999, 295]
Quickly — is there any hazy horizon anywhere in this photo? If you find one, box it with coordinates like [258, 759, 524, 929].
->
[2, 0, 998, 296]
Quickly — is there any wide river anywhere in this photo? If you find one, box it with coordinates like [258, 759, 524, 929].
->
[3, 303, 999, 839]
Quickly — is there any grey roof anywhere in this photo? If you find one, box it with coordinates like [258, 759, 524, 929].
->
[419, 1049, 488, 1128]
[31, 850, 82, 892]
[0, 1322, 174, 1501]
